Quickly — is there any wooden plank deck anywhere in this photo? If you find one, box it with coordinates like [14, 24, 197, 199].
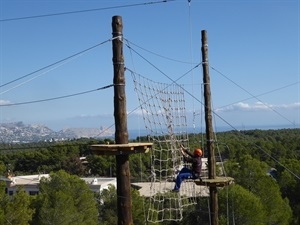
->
[194, 177, 234, 187]
[90, 143, 153, 155]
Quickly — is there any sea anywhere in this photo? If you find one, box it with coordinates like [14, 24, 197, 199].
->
[128, 124, 299, 140]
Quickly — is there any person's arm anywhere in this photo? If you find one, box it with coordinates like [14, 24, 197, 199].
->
[180, 145, 192, 161]
[181, 144, 194, 157]
[185, 150, 194, 158]
[180, 144, 187, 156]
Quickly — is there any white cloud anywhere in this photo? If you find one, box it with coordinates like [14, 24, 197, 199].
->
[0, 99, 11, 105]
[128, 108, 166, 116]
[216, 102, 300, 112]
[279, 102, 300, 110]
[69, 113, 113, 119]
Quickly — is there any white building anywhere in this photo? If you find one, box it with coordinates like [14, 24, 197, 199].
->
[0, 157, 210, 197]
[0, 174, 116, 196]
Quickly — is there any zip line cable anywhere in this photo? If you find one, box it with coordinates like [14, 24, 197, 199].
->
[187, 0, 202, 149]
[124, 43, 300, 181]
[0, 84, 114, 107]
[1, 51, 299, 181]
[126, 65, 201, 113]
[124, 39, 195, 64]
[253, 142, 300, 180]
[124, 41, 238, 131]
[96, 123, 115, 138]
[218, 81, 300, 110]
[192, 81, 299, 119]
[0, 35, 297, 179]
[0, 54, 82, 96]
[0, 63, 202, 150]
[0, 38, 115, 89]
[211, 66, 296, 126]
[126, 39, 296, 133]
[125, 41, 242, 133]
[0, 0, 174, 22]
[124, 42, 297, 135]
[124, 41, 202, 89]
[1, 0, 297, 182]
[123, 39, 143, 142]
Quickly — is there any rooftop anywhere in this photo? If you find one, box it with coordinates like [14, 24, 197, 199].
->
[0, 174, 116, 188]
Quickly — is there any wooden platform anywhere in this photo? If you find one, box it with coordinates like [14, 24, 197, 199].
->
[90, 143, 153, 156]
[194, 177, 234, 187]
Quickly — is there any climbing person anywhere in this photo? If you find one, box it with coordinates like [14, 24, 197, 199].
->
[172, 144, 203, 192]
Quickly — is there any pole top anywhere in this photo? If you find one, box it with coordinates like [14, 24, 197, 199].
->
[112, 15, 122, 21]
[112, 16, 123, 34]
[112, 16, 123, 32]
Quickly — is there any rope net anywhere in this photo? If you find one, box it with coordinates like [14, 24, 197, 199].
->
[131, 71, 199, 223]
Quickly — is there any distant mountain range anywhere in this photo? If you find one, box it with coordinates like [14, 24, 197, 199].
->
[0, 122, 114, 143]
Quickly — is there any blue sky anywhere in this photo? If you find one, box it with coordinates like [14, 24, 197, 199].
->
[0, 0, 299, 132]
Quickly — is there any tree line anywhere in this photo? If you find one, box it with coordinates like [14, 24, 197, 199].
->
[0, 128, 299, 224]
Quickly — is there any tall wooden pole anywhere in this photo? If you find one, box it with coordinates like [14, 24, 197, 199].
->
[201, 30, 218, 225]
[112, 16, 133, 225]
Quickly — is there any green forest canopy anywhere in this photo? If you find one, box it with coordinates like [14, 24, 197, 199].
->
[0, 128, 299, 225]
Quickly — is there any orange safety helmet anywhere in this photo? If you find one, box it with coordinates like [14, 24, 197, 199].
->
[193, 148, 203, 157]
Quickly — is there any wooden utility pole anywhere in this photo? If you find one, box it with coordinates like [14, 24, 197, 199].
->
[91, 15, 152, 225]
[195, 29, 233, 224]
[91, 15, 152, 224]
[112, 15, 132, 225]
[201, 30, 218, 225]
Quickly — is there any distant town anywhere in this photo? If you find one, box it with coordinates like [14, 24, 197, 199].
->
[0, 122, 114, 143]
